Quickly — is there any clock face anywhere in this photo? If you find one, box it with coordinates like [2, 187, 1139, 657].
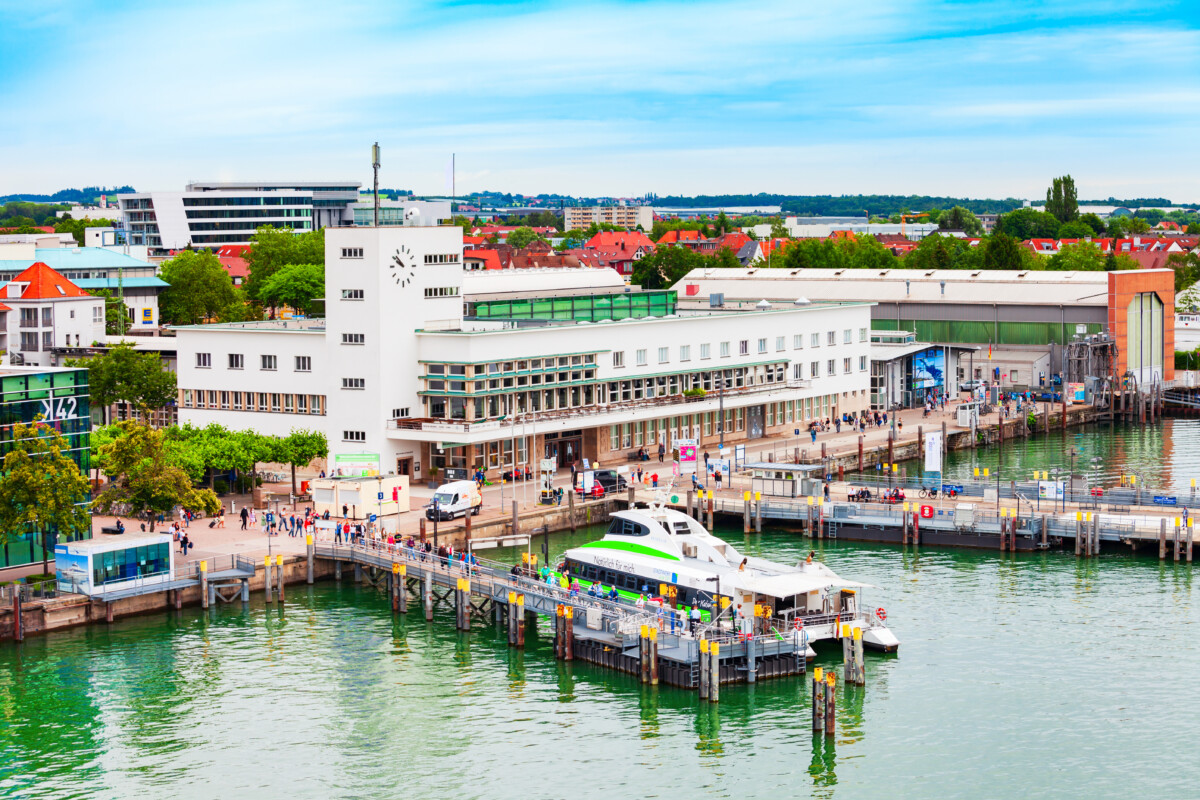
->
[391, 245, 416, 287]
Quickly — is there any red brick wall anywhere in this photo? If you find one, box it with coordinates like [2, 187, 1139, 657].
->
[1108, 269, 1175, 381]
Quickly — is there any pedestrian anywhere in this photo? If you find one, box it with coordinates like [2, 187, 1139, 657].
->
[703, 451, 710, 473]
[897, 419, 903, 435]
[651, 472, 658, 488]
[689, 605, 701, 634]
[239, 506, 248, 531]
[810, 427, 817, 444]
[714, 468, 723, 490]
[824, 482, 830, 501]
[657, 442, 665, 463]
[835, 418, 841, 433]
[342, 503, 349, 519]
[217, 505, 226, 528]
[180, 533, 189, 554]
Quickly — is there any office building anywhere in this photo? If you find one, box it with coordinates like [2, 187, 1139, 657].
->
[564, 205, 654, 231]
[351, 199, 452, 227]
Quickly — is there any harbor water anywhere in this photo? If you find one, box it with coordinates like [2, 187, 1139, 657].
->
[2, 522, 1198, 799]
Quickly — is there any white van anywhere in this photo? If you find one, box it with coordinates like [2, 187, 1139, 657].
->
[426, 480, 483, 520]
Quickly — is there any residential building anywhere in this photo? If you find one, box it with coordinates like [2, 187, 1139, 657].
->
[1, 263, 106, 366]
[173, 226, 872, 485]
[118, 181, 361, 251]
[564, 205, 653, 231]
[351, 199, 452, 227]
[0, 365, 92, 572]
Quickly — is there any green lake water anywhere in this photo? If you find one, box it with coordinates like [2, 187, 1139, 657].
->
[3, 521, 1198, 799]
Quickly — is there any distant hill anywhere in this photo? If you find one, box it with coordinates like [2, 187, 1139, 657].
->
[0, 186, 135, 204]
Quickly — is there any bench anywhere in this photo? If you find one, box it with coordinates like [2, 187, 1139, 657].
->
[100, 525, 123, 535]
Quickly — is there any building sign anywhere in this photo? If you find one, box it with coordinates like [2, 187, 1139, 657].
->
[675, 438, 697, 472]
[911, 348, 945, 390]
[1067, 382, 1085, 404]
[334, 453, 379, 477]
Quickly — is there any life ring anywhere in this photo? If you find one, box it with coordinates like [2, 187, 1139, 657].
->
[875, 607, 887, 622]
[793, 618, 803, 631]
[920, 505, 934, 519]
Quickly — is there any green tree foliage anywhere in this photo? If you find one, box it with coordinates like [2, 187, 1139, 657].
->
[710, 246, 743, 269]
[54, 217, 120, 245]
[85, 288, 128, 335]
[715, 211, 732, 235]
[994, 207, 1061, 240]
[277, 429, 328, 494]
[1106, 216, 1150, 237]
[902, 234, 982, 271]
[258, 262, 324, 316]
[493, 210, 563, 230]
[650, 219, 711, 241]
[780, 235, 898, 271]
[769, 219, 790, 239]
[936, 206, 984, 235]
[1078, 213, 1107, 236]
[505, 226, 549, 249]
[65, 344, 176, 424]
[0, 420, 91, 572]
[1056, 220, 1097, 240]
[1132, 208, 1166, 227]
[981, 233, 1031, 270]
[1045, 241, 1107, 271]
[244, 226, 325, 303]
[95, 420, 220, 529]
[158, 250, 244, 325]
[631, 246, 707, 289]
[0, 200, 71, 226]
[1044, 175, 1079, 223]
[1169, 252, 1200, 292]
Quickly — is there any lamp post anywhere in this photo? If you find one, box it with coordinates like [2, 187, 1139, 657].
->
[432, 496, 440, 549]
[377, 474, 383, 538]
[718, 370, 726, 448]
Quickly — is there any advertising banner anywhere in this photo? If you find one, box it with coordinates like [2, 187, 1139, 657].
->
[924, 432, 943, 473]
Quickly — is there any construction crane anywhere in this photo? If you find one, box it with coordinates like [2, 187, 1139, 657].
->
[900, 212, 929, 239]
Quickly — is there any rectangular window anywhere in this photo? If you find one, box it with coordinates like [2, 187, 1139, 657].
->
[341, 333, 365, 345]
[93, 306, 103, 322]
[793, 363, 803, 380]
[228, 354, 243, 369]
[811, 333, 820, 347]
[657, 347, 668, 364]
[679, 345, 690, 361]
[283, 394, 293, 413]
[295, 356, 311, 372]
[636, 349, 647, 366]
[739, 340, 749, 356]
[844, 329, 853, 344]
[859, 327, 868, 342]
[297, 395, 308, 414]
[392, 407, 410, 419]
[776, 336, 786, 352]
[827, 359, 836, 375]
[859, 355, 868, 371]
[613, 351, 624, 368]
[232, 391, 243, 410]
[310, 395, 324, 415]
[810, 361, 820, 378]
[257, 393, 268, 412]
[343, 430, 366, 442]
[42, 307, 53, 326]
[341, 289, 364, 300]
[340, 248, 364, 259]
[844, 357, 852, 374]
[342, 378, 365, 390]
[196, 353, 211, 368]
[794, 334, 803, 349]
[827, 331, 836, 346]
[720, 341, 730, 358]
[423, 286, 460, 298]
[700, 343, 711, 359]
[261, 355, 277, 371]
[42, 331, 52, 350]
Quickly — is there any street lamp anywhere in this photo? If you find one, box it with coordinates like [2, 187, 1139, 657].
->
[431, 495, 440, 549]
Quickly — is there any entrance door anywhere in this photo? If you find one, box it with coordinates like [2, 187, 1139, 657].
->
[396, 457, 413, 477]
[747, 405, 765, 439]
[546, 438, 581, 468]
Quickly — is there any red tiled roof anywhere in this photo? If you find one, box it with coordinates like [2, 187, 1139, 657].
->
[1127, 251, 1172, 270]
[214, 245, 249, 280]
[657, 229, 707, 244]
[6, 262, 89, 299]
[463, 249, 503, 270]
[584, 231, 656, 252]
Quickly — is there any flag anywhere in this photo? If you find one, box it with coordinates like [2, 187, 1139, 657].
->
[988, 343, 992, 360]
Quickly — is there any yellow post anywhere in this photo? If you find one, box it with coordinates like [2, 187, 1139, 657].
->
[744, 490, 751, 501]
[807, 496, 814, 506]
[701, 638, 710, 654]
[817, 497, 824, 507]
[903, 502, 910, 512]
[983, 468, 990, 477]
[200, 560, 208, 573]
[754, 491, 762, 502]
[974, 467, 980, 478]
[306, 534, 313, 545]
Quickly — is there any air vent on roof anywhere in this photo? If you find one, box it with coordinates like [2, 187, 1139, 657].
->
[756, 299, 771, 310]
[793, 297, 811, 306]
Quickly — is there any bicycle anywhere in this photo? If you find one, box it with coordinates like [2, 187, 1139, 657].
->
[918, 487, 939, 499]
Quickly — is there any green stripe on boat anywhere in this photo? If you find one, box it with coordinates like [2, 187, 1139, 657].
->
[579, 540, 681, 561]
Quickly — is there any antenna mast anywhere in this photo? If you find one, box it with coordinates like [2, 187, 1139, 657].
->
[372, 142, 381, 227]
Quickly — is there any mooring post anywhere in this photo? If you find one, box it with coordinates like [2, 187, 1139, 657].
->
[888, 431, 894, 467]
[424, 573, 434, 622]
[685, 490, 693, 519]
[306, 534, 315, 584]
[334, 560, 342, 581]
[812, 667, 824, 731]
[918, 425, 924, 455]
[699, 639, 710, 700]
[842, 623, 853, 682]
[240, 578, 249, 603]
[1187, 525, 1194, 563]
[824, 675, 836, 736]
[419, 517, 427, 543]
[746, 631, 757, 684]
[857, 435, 864, 473]
[12, 592, 23, 642]
[647, 625, 656, 684]
[353, 563, 362, 586]
[565, 605, 574, 662]
[200, 560, 209, 609]
[627, 485, 635, 508]
[1160, 518, 1167, 560]
[913, 509, 920, 546]
[640, 625, 650, 683]
[853, 626, 865, 685]
[516, 594, 525, 647]
[942, 421, 947, 454]
[105, 600, 114, 624]
[555, 605, 564, 659]
[999, 514, 1007, 552]
[709, 642, 720, 703]
[265, 555, 274, 602]
[174, 588, 182, 610]
[511, 500, 519, 540]
[1075, 515, 1083, 557]
[1041, 514, 1048, 548]
[276, 555, 285, 602]
[755, 491, 763, 534]
[568, 488, 577, 531]
[463, 578, 471, 632]
[707, 497, 714, 532]
[743, 492, 751, 533]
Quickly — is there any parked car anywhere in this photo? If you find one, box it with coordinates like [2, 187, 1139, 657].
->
[959, 380, 983, 392]
[574, 468, 628, 496]
[426, 480, 482, 520]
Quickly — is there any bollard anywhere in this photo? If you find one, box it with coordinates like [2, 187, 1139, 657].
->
[200, 560, 209, 609]
[812, 666, 824, 730]
[918, 425, 924, 455]
[824, 673, 836, 736]
[1174, 524, 1182, 563]
[640, 625, 650, 683]
[1160, 518, 1167, 559]
[391, 563, 400, 613]
[306, 534, 314, 584]
[1041, 514, 1048, 548]
[853, 626, 865, 685]
[568, 489, 577, 531]
[699, 639, 710, 700]
[12, 591, 23, 642]
[1000, 514, 1007, 552]
[709, 642, 720, 703]
[647, 625, 656, 684]
[755, 493, 763, 534]
[685, 490, 693, 520]
[902, 508, 909, 545]
[516, 594, 526, 647]
[276, 555, 285, 602]
[565, 605, 574, 662]
[743, 494, 751, 534]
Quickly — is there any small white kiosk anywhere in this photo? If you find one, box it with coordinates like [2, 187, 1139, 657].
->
[54, 534, 174, 596]
[311, 474, 411, 520]
[745, 462, 825, 498]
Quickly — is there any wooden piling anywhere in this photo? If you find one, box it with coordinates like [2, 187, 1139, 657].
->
[706, 497, 714, 532]
[709, 642, 720, 703]
[424, 573, 434, 621]
[648, 626, 657, 684]
[419, 517, 427, 542]
[334, 560, 342, 581]
[1160, 518, 1167, 560]
[511, 500, 519, 540]
[1075, 518, 1083, 556]
[842, 624, 852, 683]
[853, 627, 865, 685]
[755, 496, 763, 533]
[639, 625, 649, 683]
[306, 534, 314, 584]
[565, 605, 574, 662]
[276, 556, 285, 602]
[200, 560, 209, 608]
[918, 425, 924, 455]
[391, 564, 399, 613]
[516, 595, 526, 647]
[887, 431, 894, 466]
[1041, 514, 1048, 548]
[999, 515, 1007, 552]
[568, 489, 577, 531]
[824, 676, 836, 736]
[174, 588, 182, 610]
[858, 435, 864, 473]
[913, 510, 920, 546]
[105, 600, 114, 624]
[743, 497, 751, 533]
[699, 639, 710, 699]
[812, 667, 824, 731]
[1187, 527, 1194, 563]
[12, 592, 22, 642]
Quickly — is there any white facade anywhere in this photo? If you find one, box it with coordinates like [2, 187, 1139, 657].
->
[119, 181, 360, 251]
[3, 293, 105, 367]
[175, 226, 872, 480]
[564, 205, 654, 231]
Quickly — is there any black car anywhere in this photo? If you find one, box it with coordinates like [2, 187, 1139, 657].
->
[575, 468, 629, 495]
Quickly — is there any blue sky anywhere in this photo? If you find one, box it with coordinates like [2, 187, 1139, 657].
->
[2, 0, 1198, 200]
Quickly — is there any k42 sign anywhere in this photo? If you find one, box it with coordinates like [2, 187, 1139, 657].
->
[40, 396, 79, 421]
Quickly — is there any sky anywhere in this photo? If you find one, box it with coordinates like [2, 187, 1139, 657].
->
[2, 0, 1199, 200]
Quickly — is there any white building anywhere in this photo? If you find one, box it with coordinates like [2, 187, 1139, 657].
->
[0, 263, 105, 366]
[173, 227, 872, 482]
[564, 205, 654, 231]
[118, 181, 361, 252]
[351, 199, 452, 227]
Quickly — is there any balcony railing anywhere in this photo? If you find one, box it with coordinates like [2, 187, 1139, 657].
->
[388, 379, 812, 434]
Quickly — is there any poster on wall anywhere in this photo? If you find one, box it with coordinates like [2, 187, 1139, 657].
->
[334, 453, 379, 477]
[674, 438, 698, 472]
[1067, 383, 1085, 404]
[54, 544, 90, 594]
[911, 348, 945, 390]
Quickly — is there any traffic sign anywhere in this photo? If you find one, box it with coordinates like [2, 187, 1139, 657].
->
[369, 513, 378, 522]
[377, 492, 385, 500]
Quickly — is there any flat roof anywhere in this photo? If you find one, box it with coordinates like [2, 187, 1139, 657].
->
[60, 534, 172, 551]
[170, 319, 326, 333]
[0, 247, 156, 272]
[745, 462, 823, 472]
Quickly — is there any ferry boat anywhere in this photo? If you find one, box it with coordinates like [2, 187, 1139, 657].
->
[562, 495, 900, 653]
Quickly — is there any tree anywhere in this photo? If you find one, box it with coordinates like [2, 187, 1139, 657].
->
[505, 226, 548, 249]
[243, 226, 325, 303]
[66, 344, 175, 424]
[937, 206, 984, 235]
[631, 246, 706, 289]
[258, 262, 324, 316]
[1044, 175, 1079, 223]
[1169, 252, 1200, 292]
[0, 420, 91, 575]
[904, 233, 980, 271]
[278, 429, 328, 495]
[1078, 213, 1107, 236]
[769, 218, 790, 239]
[711, 246, 742, 269]
[1107, 215, 1149, 237]
[94, 420, 220, 530]
[53, 217, 119, 245]
[1045, 242, 1106, 271]
[715, 211, 731, 235]
[994, 207, 1061, 240]
[981, 233, 1028, 270]
[158, 250, 240, 325]
[1056, 220, 1097, 240]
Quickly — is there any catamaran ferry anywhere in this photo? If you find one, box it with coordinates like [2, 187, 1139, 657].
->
[562, 499, 899, 653]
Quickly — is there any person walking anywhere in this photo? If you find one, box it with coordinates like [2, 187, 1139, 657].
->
[657, 442, 665, 463]
[240, 506, 249, 531]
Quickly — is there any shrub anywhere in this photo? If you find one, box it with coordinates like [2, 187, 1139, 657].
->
[213, 478, 229, 495]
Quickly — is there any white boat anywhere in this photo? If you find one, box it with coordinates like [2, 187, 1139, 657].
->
[563, 494, 900, 653]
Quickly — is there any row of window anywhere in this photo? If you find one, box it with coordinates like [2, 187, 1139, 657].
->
[197, 353, 312, 372]
[613, 329, 867, 368]
[182, 196, 310, 206]
[424, 253, 460, 264]
[424, 286, 460, 298]
[341, 248, 364, 259]
[185, 208, 311, 219]
[792, 356, 869, 379]
[424, 354, 597, 379]
[180, 390, 326, 415]
[605, 396, 842, 450]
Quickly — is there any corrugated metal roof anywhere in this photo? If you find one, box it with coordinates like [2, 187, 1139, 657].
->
[0, 247, 155, 272]
[74, 277, 168, 289]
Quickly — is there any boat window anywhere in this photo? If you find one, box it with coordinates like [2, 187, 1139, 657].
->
[606, 518, 650, 537]
[671, 521, 691, 535]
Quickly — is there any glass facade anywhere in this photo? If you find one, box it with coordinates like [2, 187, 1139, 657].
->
[871, 318, 1103, 346]
[469, 291, 676, 322]
[92, 542, 170, 587]
[0, 368, 92, 569]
